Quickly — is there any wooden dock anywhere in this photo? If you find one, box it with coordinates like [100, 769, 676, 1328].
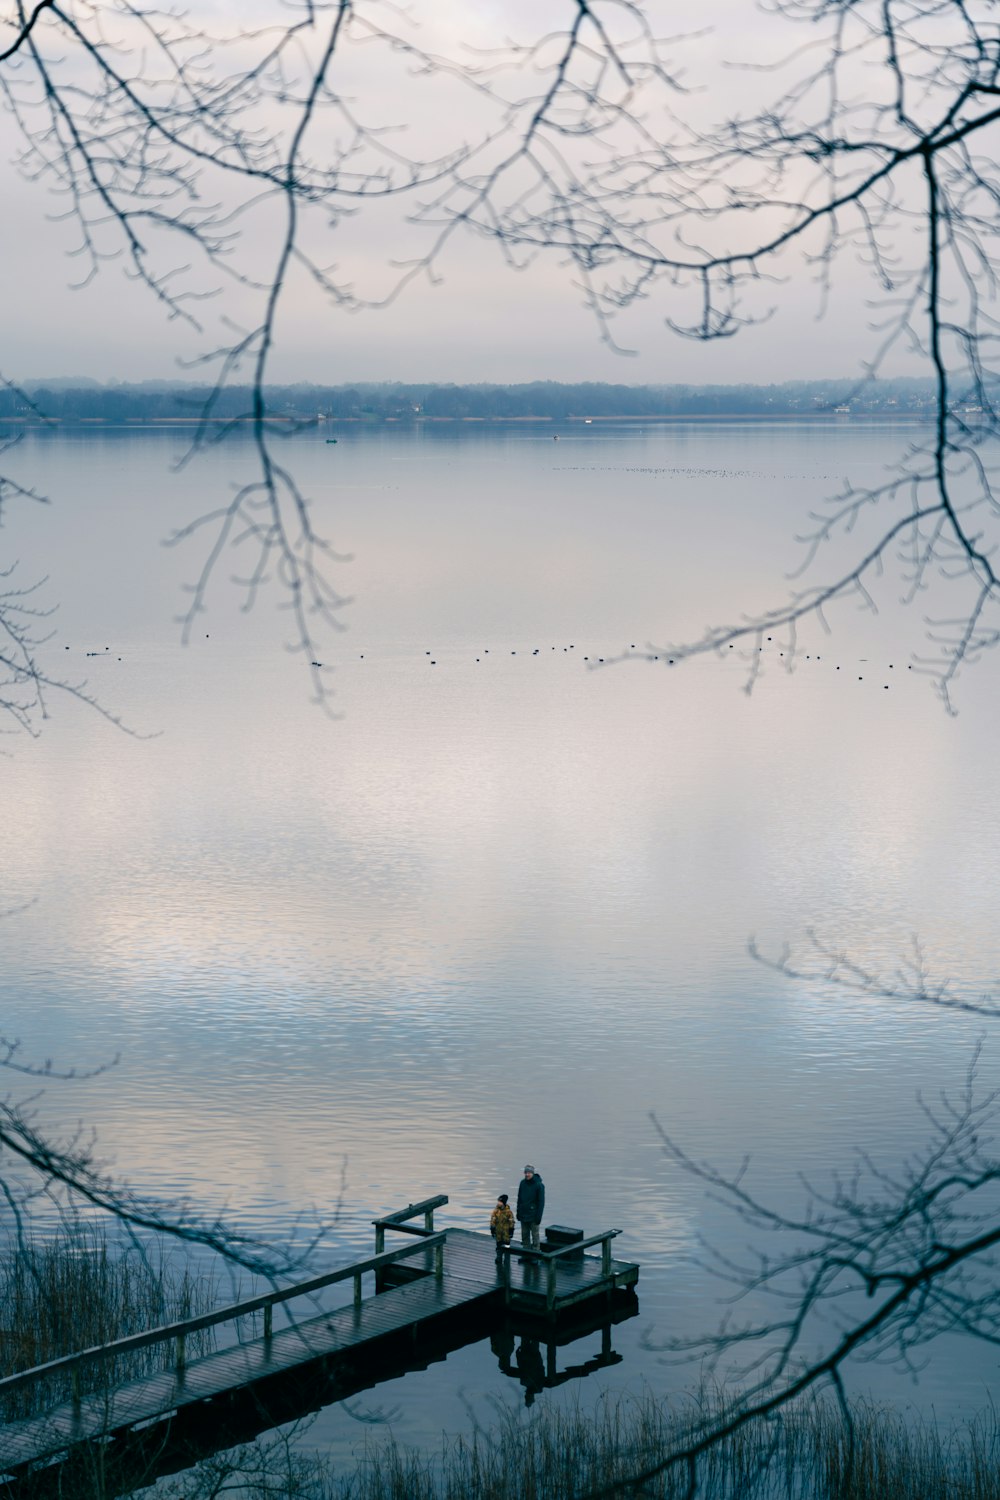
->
[0, 1197, 638, 1484]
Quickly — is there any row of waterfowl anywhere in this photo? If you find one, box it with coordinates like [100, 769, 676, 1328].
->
[314, 641, 914, 688]
[67, 636, 911, 691]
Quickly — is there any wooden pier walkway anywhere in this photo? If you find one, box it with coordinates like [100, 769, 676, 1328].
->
[0, 1197, 639, 1482]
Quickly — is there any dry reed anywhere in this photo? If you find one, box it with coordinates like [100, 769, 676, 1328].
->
[0, 1228, 215, 1421]
[320, 1390, 1000, 1500]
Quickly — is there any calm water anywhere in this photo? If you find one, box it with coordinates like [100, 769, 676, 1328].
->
[3, 421, 1000, 1465]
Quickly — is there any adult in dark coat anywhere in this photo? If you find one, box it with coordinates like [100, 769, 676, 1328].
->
[516, 1164, 545, 1251]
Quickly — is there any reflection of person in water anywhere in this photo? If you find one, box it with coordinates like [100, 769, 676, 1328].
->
[515, 1337, 545, 1406]
[490, 1327, 515, 1375]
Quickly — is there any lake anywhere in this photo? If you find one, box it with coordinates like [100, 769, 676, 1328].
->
[2, 420, 999, 1468]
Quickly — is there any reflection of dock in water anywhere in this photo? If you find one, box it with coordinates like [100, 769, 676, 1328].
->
[493, 1293, 636, 1407]
[0, 1197, 639, 1496]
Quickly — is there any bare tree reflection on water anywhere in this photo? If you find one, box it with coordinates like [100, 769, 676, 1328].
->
[2, 3, 1000, 1495]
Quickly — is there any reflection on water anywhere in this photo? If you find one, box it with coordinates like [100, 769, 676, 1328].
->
[2, 423, 1000, 1460]
[496, 1303, 632, 1407]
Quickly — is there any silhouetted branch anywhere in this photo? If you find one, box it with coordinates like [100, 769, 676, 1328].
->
[0, 0, 54, 64]
[3, 3, 1000, 719]
[0, 2, 689, 721]
[582, 1048, 1000, 1497]
[750, 928, 1000, 1018]
[458, 2, 1000, 710]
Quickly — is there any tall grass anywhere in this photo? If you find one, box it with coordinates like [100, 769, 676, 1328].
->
[315, 1391, 1000, 1500]
[0, 1228, 215, 1421]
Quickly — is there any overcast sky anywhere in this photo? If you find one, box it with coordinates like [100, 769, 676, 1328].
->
[0, 1, 927, 387]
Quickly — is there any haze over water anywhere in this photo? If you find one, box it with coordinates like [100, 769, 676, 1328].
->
[3, 420, 1000, 1459]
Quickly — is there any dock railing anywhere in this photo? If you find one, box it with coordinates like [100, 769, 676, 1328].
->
[372, 1195, 448, 1253]
[372, 1194, 449, 1271]
[0, 1233, 448, 1410]
[501, 1229, 622, 1312]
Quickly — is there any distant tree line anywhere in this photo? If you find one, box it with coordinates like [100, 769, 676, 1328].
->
[0, 378, 950, 425]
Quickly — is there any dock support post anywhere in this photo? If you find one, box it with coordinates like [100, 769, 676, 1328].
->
[602, 1237, 612, 1278]
[71, 1366, 81, 1407]
[547, 1257, 556, 1313]
[264, 1305, 273, 1343]
[424, 1208, 435, 1232]
[354, 1271, 363, 1308]
[374, 1225, 385, 1290]
[434, 1240, 444, 1279]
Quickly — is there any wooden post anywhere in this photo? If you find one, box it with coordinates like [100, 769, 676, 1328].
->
[602, 1236, 612, 1277]
[354, 1271, 363, 1308]
[547, 1343, 557, 1381]
[434, 1240, 444, 1279]
[424, 1208, 434, 1232]
[71, 1365, 81, 1407]
[264, 1304, 273, 1343]
[376, 1225, 386, 1291]
[602, 1322, 612, 1360]
[547, 1256, 556, 1313]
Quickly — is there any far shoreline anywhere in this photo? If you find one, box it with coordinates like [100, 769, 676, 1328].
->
[0, 411, 934, 428]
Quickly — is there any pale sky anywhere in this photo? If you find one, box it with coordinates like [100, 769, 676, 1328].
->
[0, 1, 929, 387]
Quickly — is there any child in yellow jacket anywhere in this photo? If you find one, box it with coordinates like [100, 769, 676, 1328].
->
[490, 1194, 515, 1259]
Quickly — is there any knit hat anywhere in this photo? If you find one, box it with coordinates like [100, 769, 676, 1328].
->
[524, 1164, 534, 1173]
[498, 1194, 509, 1204]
